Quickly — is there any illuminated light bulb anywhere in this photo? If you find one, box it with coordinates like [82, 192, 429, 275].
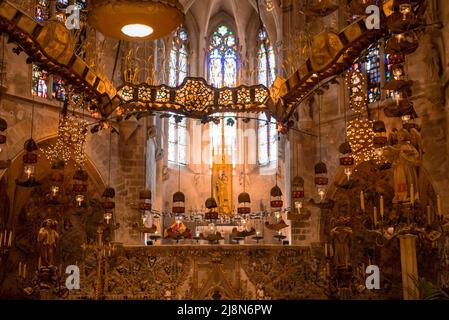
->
[121, 24, 154, 38]
[295, 201, 303, 213]
[24, 165, 34, 179]
[402, 114, 411, 122]
[344, 167, 352, 180]
[396, 33, 404, 42]
[51, 186, 60, 196]
[76, 194, 85, 207]
[317, 187, 326, 201]
[256, 231, 260, 236]
[399, 4, 411, 20]
[104, 212, 112, 224]
[375, 148, 384, 157]
[275, 212, 281, 220]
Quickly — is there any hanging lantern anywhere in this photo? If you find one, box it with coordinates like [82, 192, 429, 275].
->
[172, 191, 185, 215]
[205, 197, 218, 220]
[373, 120, 387, 157]
[88, 0, 185, 41]
[102, 187, 116, 224]
[315, 161, 328, 201]
[139, 189, 152, 215]
[73, 169, 88, 208]
[270, 185, 283, 209]
[0, 117, 8, 169]
[338, 142, 354, 180]
[16, 139, 41, 187]
[49, 160, 65, 202]
[237, 192, 251, 214]
[291, 176, 305, 200]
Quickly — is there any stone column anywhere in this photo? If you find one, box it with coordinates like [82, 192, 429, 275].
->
[399, 234, 419, 300]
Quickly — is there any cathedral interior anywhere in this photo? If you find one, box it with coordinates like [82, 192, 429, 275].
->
[0, 0, 449, 301]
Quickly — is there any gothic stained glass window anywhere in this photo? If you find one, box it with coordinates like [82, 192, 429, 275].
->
[34, 0, 50, 22]
[169, 27, 189, 87]
[258, 113, 278, 166]
[168, 114, 188, 165]
[208, 25, 238, 165]
[208, 25, 238, 88]
[257, 29, 276, 87]
[365, 46, 381, 103]
[32, 64, 48, 98]
[52, 77, 67, 101]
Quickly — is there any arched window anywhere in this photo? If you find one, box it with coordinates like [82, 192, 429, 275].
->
[167, 27, 189, 165]
[258, 113, 278, 166]
[257, 28, 276, 87]
[208, 24, 238, 164]
[257, 28, 277, 166]
[168, 115, 188, 165]
[169, 27, 189, 87]
[208, 24, 238, 88]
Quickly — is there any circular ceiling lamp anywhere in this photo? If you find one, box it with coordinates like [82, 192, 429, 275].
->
[88, 0, 185, 41]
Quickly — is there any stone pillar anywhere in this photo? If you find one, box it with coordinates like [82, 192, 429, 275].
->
[399, 234, 419, 300]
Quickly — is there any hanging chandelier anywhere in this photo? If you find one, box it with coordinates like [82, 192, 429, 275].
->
[44, 113, 88, 166]
[88, 0, 185, 41]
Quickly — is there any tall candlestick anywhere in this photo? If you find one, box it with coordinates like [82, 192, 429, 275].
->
[38, 257, 42, 269]
[360, 191, 365, 212]
[380, 196, 384, 218]
[23, 264, 27, 279]
[437, 195, 442, 216]
[410, 184, 414, 205]
[324, 243, 328, 257]
[18, 262, 22, 277]
[427, 205, 432, 225]
[373, 207, 378, 228]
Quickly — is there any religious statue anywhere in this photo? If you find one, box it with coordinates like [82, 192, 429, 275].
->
[386, 128, 421, 204]
[330, 219, 352, 267]
[37, 219, 59, 267]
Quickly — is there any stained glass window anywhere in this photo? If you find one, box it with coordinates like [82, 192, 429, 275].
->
[365, 46, 381, 103]
[168, 114, 188, 165]
[169, 27, 189, 87]
[53, 77, 67, 101]
[208, 24, 238, 88]
[32, 64, 48, 98]
[208, 25, 238, 165]
[258, 113, 278, 166]
[34, 0, 50, 22]
[257, 29, 276, 87]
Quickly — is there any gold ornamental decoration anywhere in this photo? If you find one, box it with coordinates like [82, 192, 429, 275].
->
[88, 0, 185, 41]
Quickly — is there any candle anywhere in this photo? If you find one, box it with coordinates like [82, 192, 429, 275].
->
[373, 207, 378, 228]
[380, 196, 384, 218]
[8, 231, 12, 247]
[437, 195, 442, 216]
[38, 257, 41, 269]
[427, 205, 432, 225]
[18, 262, 22, 277]
[360, 191, 365, 212]
[410, 184, 414, 205]
[23, 264, 27, 279]
[324, 243, 328, 257]
[329, 244, 334, 257]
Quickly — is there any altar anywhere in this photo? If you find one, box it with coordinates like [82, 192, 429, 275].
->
[71, 245, 327, 300]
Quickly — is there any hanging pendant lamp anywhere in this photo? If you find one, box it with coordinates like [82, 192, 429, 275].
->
[88, 0, 185, 41]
